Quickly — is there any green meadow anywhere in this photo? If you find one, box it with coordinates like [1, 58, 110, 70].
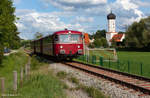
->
[77, 50, 150, 78]
[117, 51, 150, 65]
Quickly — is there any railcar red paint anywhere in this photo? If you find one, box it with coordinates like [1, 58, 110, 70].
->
[31, 30, 84, 60]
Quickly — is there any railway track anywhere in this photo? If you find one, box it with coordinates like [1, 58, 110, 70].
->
[63, 61, 150, 95]
[25, 50, 150, 95]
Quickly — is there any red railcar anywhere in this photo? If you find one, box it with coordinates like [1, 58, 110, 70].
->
[31, 30, 84, 60]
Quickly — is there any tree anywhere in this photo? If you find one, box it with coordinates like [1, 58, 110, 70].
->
[126, 17, 150, 48]
[94, 29, 106, 39]
[0, 0, 20, 63]
[100, 37, 108, 48]
[111, 39, 117, 48]
[93, 39, 102, 48]
[34, 32, 43, 39]
[21, 40, 31, 48]
[92, 37, 108, 48]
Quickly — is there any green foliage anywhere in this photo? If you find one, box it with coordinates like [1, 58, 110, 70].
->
[0, 51, 28, 94]
[21, 40, 31, 47]
[111, 39, 117, 48]
[94, 30, 106, 39]
[68, 76, 79, 84]
[0, 45, 4, 64]
[0, 0, 20, 62]
[88, 43, 95, 48]
[93, 37, 108, 48]
[101, 37, 108, 47]
[126, 16, 150, 48]
[19, 73, 66, 98]
[30, 55, 41, 70]
[93, 39, 102, 48]
[0, 51, 28, 77]
[83, 87, 106, 98]
[57, 71, 68, 79]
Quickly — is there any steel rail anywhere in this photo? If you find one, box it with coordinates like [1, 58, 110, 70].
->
[63, 61, 150, 95]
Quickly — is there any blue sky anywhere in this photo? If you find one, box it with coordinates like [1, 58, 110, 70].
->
[13, 0, 150, 39]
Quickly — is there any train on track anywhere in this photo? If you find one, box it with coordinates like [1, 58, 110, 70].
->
[31, 29, 84, 60]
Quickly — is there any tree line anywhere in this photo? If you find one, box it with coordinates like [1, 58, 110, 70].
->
[125, 17, 150, 49]
[0, 0, 20, 63]
[88, 16, 150, 50]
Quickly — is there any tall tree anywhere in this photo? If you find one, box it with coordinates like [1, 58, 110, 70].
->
[126, 17, 150, 48]
[92, 37, 108, 48]
[0, 0, 20, 63]
[94, 29, 106, 39]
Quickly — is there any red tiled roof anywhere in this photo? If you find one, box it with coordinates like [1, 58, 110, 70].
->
[110, 34, 124, 42]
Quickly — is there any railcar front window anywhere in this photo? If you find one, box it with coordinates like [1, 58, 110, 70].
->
[70, 34, 80, 42]
[59, 34, 81, 43]
[59, 35, 70, 43]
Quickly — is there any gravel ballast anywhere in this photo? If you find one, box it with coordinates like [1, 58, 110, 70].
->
[49, 62, 150, 98]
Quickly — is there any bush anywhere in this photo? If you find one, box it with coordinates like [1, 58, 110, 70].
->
[31, 55, 40, 70]
[57, 71, 68, 79]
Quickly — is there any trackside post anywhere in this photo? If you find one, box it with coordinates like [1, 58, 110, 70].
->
[99, 56, 103, 66]
[13, 71, 17, 92]
[109, 57, 110, 68]
[117, 60, 120, 70]
[128, 61, 130, 73]
[140, 62, 143, 75]
[20, 67, 24, 88]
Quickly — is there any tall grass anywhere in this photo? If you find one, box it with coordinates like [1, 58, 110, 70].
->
[18, 55, 67, 98]
[0, 50, 28, 94]
[18, 73, 66, 98]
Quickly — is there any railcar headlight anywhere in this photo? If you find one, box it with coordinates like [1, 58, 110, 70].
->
[78, 49, 82, 54]
[78, 45, 80, 48]
[60, 49, 65, 54]
[60, 45, 63, 49]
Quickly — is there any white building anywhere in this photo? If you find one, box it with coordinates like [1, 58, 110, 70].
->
[106, 12, 125, 46]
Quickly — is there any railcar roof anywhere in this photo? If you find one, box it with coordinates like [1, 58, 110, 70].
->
[53, 30, 82, 35]
[31, 30, 83, 42]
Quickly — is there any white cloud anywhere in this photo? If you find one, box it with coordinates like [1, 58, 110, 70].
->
[108, 0, 146, 31]
[13, 0, 21, 4]
[74, 16, 94, 23]
[132, 0, 150, 7]
[16, 9, 88, 39]
[15, 0, 149, 39]
[41, 0, 107, 11]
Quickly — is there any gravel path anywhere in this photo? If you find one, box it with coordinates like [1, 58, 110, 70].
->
[4, 50, 18, 56]
[48, 62, 150, 98]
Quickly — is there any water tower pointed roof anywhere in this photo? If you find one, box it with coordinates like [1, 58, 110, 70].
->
[107, 11, 116, 19]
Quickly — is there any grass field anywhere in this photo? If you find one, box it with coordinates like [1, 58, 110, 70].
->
[117, 51, 150, 65]
[87, 49, 116, 60]
[0, 50, 28, 95]
[77, 50, 150, 78]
